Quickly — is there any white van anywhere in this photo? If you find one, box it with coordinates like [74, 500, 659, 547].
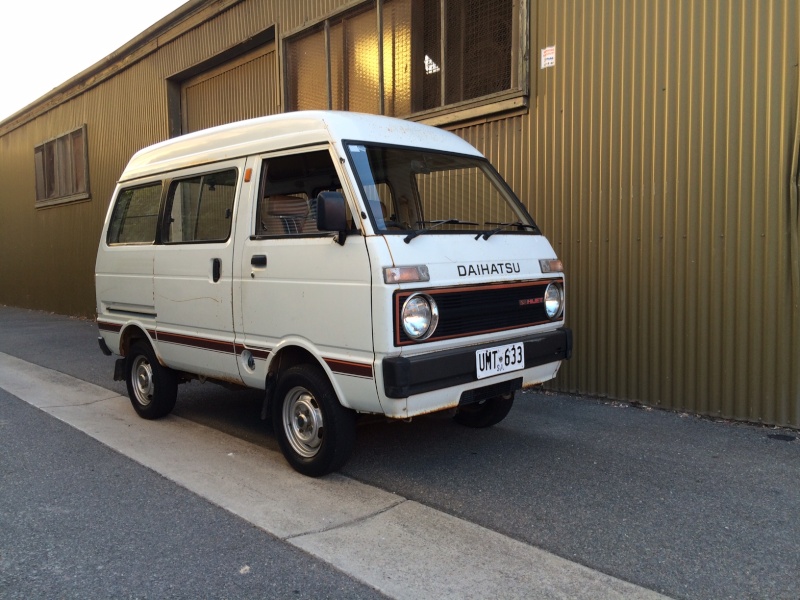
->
[96, 111, 572, 476]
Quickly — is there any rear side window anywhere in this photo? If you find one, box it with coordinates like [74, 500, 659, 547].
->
[164, 169, 237, 243]
[106, 183, 163, 245]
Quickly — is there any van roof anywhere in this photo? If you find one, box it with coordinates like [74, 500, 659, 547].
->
[120, 111, 482, 182]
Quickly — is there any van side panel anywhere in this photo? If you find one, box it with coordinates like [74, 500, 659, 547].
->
[96, 246, 156, 321]
[152, 161, 247, 383]
[152, 241, 240, 381]
[96, 182, 160, 353]
[235, 234, 377, 411]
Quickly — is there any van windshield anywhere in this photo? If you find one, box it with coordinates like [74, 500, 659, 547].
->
[346, 143, 539, 240]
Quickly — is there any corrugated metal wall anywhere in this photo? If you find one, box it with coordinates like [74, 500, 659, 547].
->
[183, 44, 279, 132]
[0, 84, 167, 315]
[0, 1, 287, 317]
[455, 0, 800, 425]
[0, 0, 798, 425]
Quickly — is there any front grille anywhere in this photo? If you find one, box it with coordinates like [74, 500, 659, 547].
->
[393, 279, 562, 346]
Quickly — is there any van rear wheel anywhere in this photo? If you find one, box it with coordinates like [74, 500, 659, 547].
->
[126, 341, 178, 419]
[453, 394, 514, 428]
[273, 365, 356, 477]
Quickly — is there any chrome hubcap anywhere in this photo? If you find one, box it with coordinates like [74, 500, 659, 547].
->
[132, 355, 154, 407]
[282, 387, 323, 458]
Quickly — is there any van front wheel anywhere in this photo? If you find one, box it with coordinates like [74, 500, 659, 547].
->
[126, 341, 178, 420]
[273, 365, 356, 477]
[453, 394, 514, 428]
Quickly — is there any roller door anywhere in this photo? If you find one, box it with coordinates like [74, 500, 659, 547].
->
[182, 44, 279, 133]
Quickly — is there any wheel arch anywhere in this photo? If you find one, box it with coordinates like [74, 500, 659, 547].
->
[270, 360, 357, 476]
[118, 324, 162, 364]
[263, 342, 348, 413]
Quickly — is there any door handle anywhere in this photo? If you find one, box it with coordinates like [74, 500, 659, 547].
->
[251, 255, 267, 267]
[212, 258, 221, 282]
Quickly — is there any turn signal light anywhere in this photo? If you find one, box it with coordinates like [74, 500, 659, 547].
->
[383, 265, 430, 284]
[539, 259, 564, 273]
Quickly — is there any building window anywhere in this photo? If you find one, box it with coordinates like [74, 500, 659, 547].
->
[285, 0, 524, 121]
[34, 125, 90, 206]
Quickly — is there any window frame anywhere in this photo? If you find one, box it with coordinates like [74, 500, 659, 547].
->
[343, 140, 540, 237]
[282, 0, 529, 126]
[161, 167, 240, 245]
[106, 181, 164, 246]
[252, 146, 355, 240]
[34, 124, 90, 208]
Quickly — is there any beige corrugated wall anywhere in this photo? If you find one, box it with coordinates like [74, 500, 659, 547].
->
[182, 44, 279, 132]
[0, 1, 290, 317]
[0, 0, 798, 425]
[455, 0, 800, 425]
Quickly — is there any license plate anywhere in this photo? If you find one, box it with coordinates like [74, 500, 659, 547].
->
[475, 342, 525, 380]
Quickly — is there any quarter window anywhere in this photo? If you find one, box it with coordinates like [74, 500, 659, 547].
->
[107, 183, 163, 245]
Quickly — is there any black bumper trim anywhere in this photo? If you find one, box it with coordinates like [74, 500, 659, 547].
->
[383, 327, 572, 398]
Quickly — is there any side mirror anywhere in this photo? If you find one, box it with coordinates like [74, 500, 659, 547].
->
[316, 191, 348, 245]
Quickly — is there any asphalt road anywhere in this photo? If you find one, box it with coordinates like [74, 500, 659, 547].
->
[0, 387, 385, 599]
[1, 306, 798, 599]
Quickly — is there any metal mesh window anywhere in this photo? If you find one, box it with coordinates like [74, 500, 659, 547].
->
[285, 0, 519, 117]
[383, 0, 413, 116]
[443, 0, 513, 104]
[329, 21, 345, 110]
[420, 0, 442, 110]
[286, 27, 327, 111]
[347, 9, 381, 114]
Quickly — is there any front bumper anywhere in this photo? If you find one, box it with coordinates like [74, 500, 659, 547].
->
[382, 327, 572, 398]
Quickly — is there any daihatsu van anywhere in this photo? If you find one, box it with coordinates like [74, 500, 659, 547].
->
[96, 111, 572, 476]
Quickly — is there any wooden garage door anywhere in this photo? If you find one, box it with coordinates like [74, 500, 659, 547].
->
[182, 43, 279, 133]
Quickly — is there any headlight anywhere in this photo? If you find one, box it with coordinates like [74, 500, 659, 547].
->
[544, 282, 564, 319]
[401, 293, 439, 340]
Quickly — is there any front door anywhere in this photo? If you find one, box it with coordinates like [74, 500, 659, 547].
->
[232, 147, 375, 408]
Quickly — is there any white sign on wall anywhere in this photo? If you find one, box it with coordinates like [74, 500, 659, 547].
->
[541, 46, 556, 69]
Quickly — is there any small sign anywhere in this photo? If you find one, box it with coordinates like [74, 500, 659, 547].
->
[541, 46, 556, 69]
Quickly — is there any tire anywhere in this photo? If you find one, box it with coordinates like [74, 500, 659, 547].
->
[453, 393, 514, 428]
[125, 340, 178, 420]
[272, 365, 356, 477]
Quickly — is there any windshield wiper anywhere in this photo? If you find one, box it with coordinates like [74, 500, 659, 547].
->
[404, 219, 479, 243]
[476, 221, 539, 240]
